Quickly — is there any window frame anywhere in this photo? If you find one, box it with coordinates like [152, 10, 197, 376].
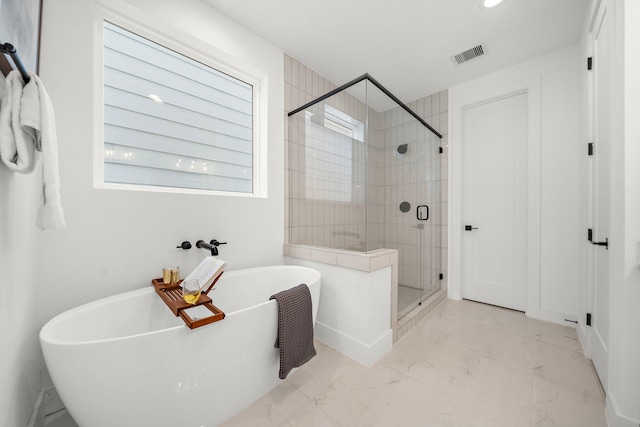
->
[93, 6, 267, 197]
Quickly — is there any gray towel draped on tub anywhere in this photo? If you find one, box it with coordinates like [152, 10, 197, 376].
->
[269, 283, 317, 379]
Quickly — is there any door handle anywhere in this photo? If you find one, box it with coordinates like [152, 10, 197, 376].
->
[465, 225, 479, 231]
[592, 238, 608, 249]
[417, 205, 429, 221]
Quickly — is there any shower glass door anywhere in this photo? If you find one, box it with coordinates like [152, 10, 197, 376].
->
[381, 102, 441, 320]
[287, 76, 442, 322]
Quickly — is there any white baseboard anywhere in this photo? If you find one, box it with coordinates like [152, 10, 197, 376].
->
[525, 306, 579, 328]
[607, 394, 640, 427]
[27, 388, 48, 427]
[44, 409, 77, 427]
[28, 386, 77, 427]
[315, 321, 392, 367]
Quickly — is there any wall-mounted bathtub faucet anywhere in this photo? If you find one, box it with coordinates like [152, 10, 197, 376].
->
[196, 239, 227, 256]
[176, 241, 192, 250]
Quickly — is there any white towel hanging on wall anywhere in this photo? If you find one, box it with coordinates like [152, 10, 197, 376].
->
[0, 71, 39, 173]
[0, 70, 66, 230]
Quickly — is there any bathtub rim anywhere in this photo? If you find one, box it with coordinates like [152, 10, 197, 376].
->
[40, 265, 321, 347]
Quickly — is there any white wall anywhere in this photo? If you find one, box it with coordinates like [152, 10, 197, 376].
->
[618, 0, 640, 418]
[617, 0, 640, 419]
[449, 45, 582, 324]
[604, 0, 640, 424]
[35, 0, 284, 387]
[0, 158, 41, 427]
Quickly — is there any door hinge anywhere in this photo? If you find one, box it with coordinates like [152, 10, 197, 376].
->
[438, 146, 444, 154]
[586, 313, 592, 326]
[587, 57, 593, 70]
[588, 142, 594, 156]
[439, 273, 444, 280]
[588, 228, 593, 242]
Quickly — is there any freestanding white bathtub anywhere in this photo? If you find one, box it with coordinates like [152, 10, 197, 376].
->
[40, 265, 321, 427]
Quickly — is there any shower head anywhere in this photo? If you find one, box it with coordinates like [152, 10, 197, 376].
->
[397, 144, 408, 155]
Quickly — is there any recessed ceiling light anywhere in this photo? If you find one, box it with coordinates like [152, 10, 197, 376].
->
[148, 94, 163, 103]
[482, 0, 503, 8]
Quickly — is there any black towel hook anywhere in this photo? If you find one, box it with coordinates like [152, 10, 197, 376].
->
[0, 42, 31, 84]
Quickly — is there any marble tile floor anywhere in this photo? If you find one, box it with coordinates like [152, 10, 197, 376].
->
[223, 299, 606, 427]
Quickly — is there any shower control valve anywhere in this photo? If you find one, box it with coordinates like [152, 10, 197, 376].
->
[176, 241, 192, 250]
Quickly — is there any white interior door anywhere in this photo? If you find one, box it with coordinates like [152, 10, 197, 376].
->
[589, 3, 611, 389]
[462, 92, 527, 311]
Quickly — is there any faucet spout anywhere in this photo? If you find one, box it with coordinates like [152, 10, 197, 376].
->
[196, 240, 217, 256]
[196, 239, 227, 256]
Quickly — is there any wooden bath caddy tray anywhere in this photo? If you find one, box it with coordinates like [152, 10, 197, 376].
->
[152, 273, 225, 329]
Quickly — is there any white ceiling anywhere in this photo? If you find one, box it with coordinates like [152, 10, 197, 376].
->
[203, 0, 589, 105]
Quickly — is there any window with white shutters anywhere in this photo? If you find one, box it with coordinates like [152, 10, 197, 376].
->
[102, 21, 254, 194]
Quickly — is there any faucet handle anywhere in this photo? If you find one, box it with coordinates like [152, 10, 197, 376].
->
[210, 239, 227, 247]
[176, 241, 192, 250]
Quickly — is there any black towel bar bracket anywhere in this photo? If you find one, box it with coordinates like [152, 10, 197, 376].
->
[0, 42, 31, 84]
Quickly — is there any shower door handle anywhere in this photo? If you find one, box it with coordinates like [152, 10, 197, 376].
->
[465, 225, 479, 231]
[417, 205, 429, 221]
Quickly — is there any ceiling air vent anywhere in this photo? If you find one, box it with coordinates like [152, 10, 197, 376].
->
[451, 44, 485, 65]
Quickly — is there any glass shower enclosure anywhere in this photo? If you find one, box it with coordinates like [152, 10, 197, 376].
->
[287, 74, 443, 319]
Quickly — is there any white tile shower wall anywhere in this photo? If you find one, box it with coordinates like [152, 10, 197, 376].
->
[382, 92, 448, 296]
[285, 55, 374, 251]
[285, 54, 448, 286]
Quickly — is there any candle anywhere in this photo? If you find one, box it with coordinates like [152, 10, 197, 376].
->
[162, 268, 172, 285]
[170, 266, 180, 285]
